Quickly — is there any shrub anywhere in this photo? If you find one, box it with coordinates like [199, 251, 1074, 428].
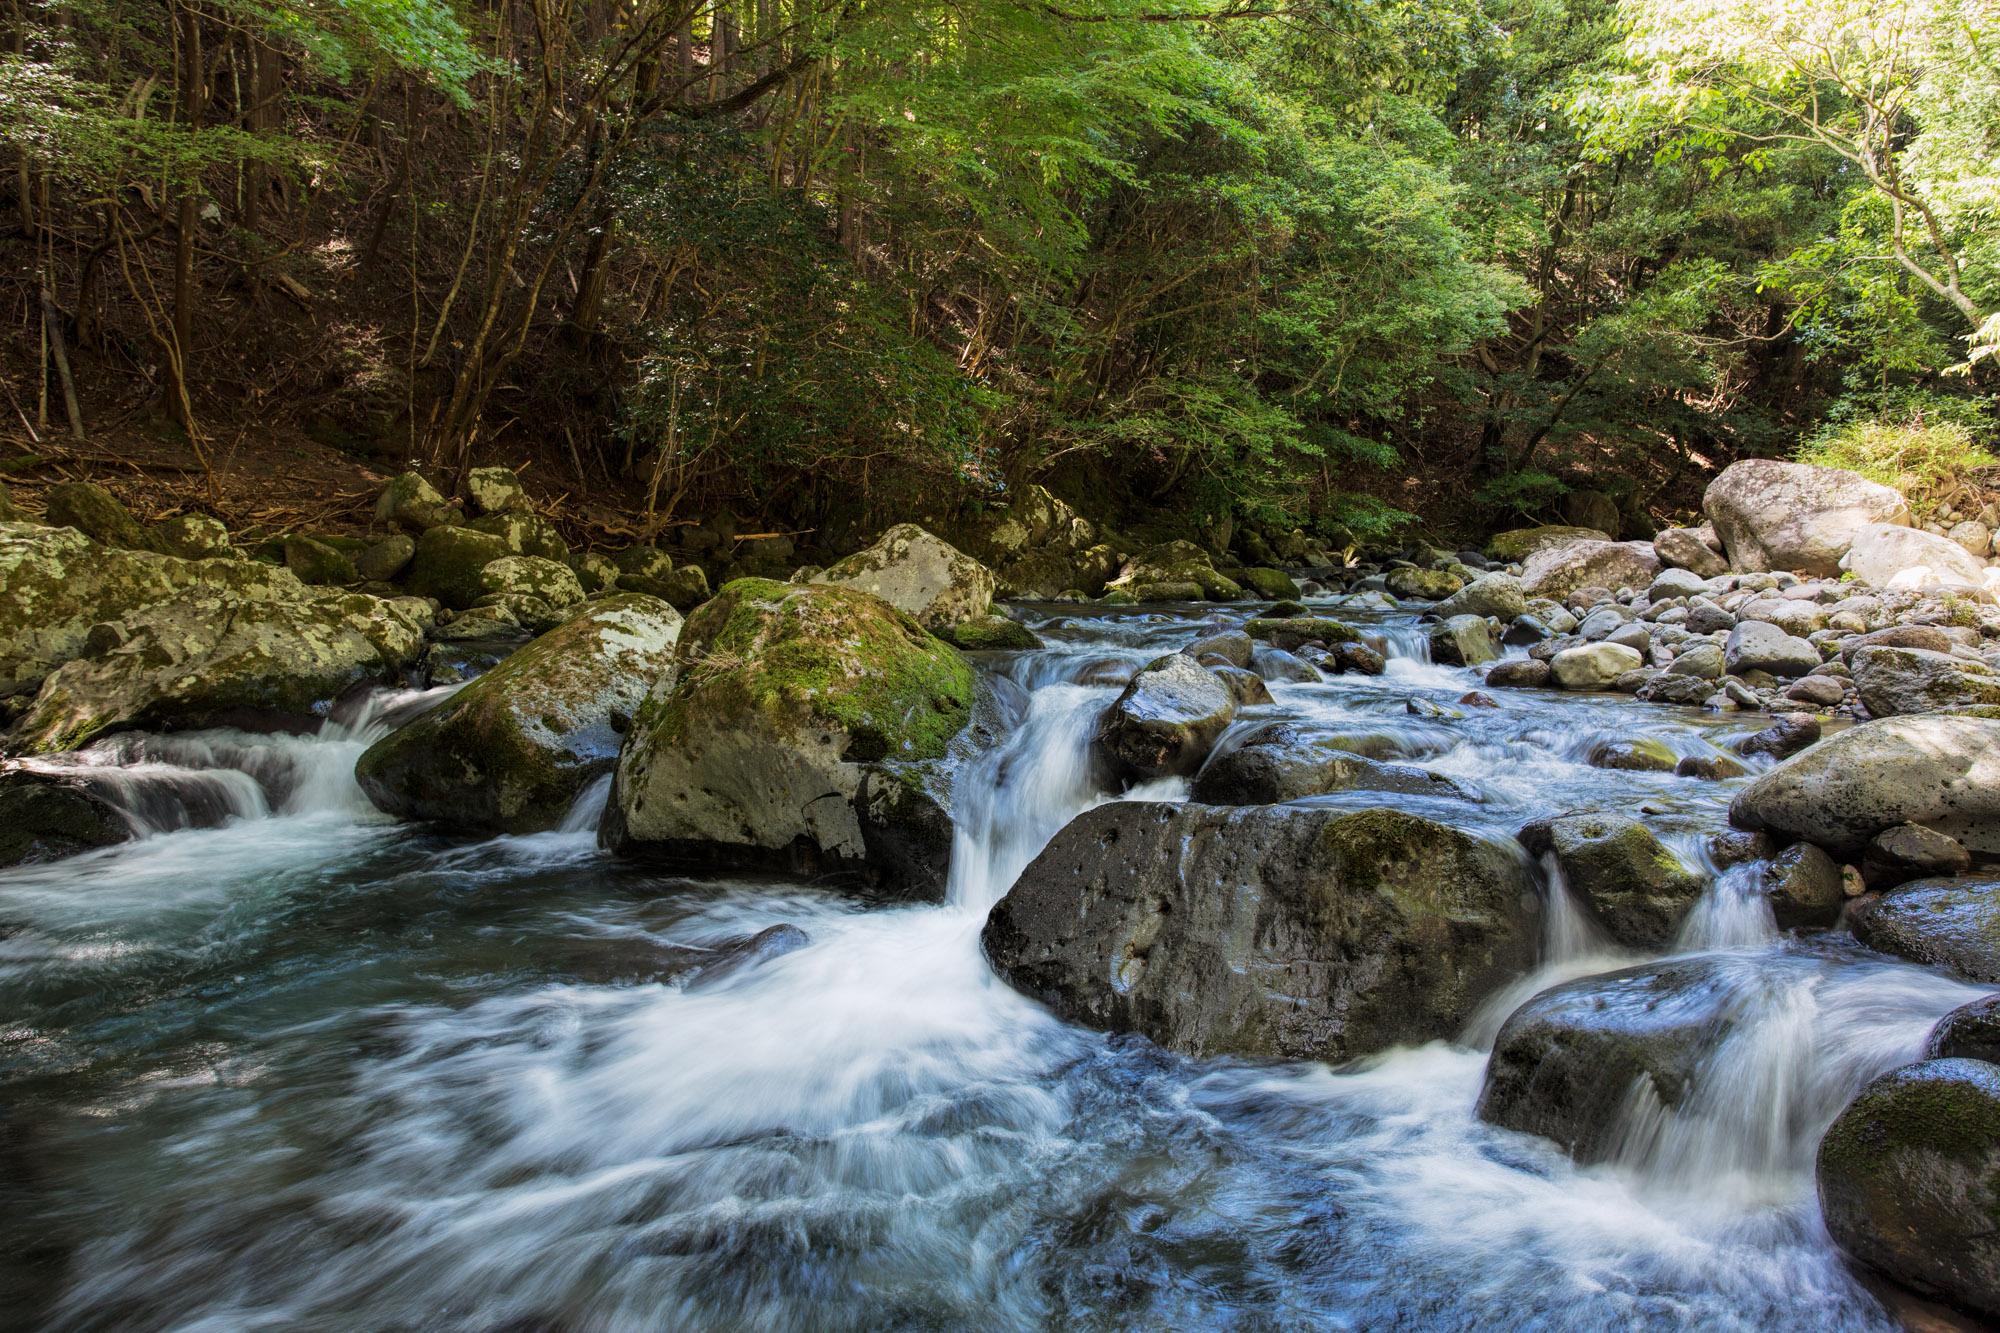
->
[1795, 404, 1996, 516]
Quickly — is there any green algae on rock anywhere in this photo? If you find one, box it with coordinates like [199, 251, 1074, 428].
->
[357, 593, 683, 833]
[602, 579, 976, 896]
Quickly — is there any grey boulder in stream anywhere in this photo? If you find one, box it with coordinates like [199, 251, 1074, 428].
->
[1093, 654, 1236, 781]
[356, 594, 683, 833]
[981, 803, 1539, 1063]
[601, 578, 978, 897]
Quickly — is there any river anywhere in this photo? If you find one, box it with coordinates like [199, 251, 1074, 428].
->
[0, 598, 1978, 1330]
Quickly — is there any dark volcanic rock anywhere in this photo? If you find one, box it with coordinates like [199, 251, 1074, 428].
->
[0, 768, 132, 866]
[1818, 1059, 2000, 1317]
[982, 803, 1538, 1064]
[1093, 654, 1237, 782]
[1927, 995, 2000, 1063]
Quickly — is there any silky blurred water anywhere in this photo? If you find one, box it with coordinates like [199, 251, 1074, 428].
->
[0, 600, 1974, 1330]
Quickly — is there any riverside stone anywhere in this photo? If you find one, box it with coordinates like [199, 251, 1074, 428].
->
[1703, 459, 1908, 575]
[1095, 653, 1237, 782]
[811, 524, 995, 632]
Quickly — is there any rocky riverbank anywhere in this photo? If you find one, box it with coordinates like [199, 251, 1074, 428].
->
[5, 456, 2000, 1322]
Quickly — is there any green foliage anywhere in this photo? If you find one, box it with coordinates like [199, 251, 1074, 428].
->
[1796, 399, 1998, 512]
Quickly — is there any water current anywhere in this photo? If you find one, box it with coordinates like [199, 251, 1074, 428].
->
[0, 598, 1983, 1331]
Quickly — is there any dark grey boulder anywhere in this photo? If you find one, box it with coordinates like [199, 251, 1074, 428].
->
[1183, 630, 1252, 669]
[1518, 812, 1707, 949]
[1207, 664, 1273, 707]
[1732, 712, 1821, 760]
[1864, 823, 1972, 889]
[0, 768, 132, 866]
[982, 803, 1539, 1064]
[1851, 877, 2000, 982]
[1093, 654, 1237, 782]
[1478, 957, 1738, 1162]
[1763, 841, 1845, 929]
[1927, 995, 2000, 1063]
[1817, 1058, 2000, 1317]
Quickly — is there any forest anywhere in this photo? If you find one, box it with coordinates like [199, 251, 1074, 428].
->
[3, 0, 1994, 546]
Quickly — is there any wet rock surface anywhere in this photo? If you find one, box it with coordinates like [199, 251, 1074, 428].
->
[983, 802, 1539, 1064]
[1851, 877, 2000, 982]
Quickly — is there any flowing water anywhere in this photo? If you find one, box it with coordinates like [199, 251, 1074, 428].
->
[0, 600, 1982, 1331]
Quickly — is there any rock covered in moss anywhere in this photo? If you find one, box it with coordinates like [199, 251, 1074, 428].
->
[153, 514, 233, 560]
[1518, 812, 1707, 948]
[1238, 567, 1301, 599]
[465, 467, 533, 516]
[477, 555, 584, 610]
[1108, 541, 1243, 602]
[601, 579, 975, 895]
[1093, 653, 1236, 782]
[284, 536, 359, 586]
[809, 524, 995, 631]
[659, 563, 710, 610]
[43, 481, 156, 551]
[357, 594, 682, 833]
[354, 535, 416, 582]
[1851, 877, 2000, 982]
[1486, 525, 1610, 563]
[0, 522, 306, 698]
[1430, 614, 1499, 666]
[465, 511, 568, 561]
[939, 614, 1041, 650]
[16, 590, 424, 752]
[1242, 617, 1361, 651]
[1817, 1058, 2000, 1316]
[407, 524, 511, 609]
[374, 471, 459, 532]
[981, 803, 1538, 1063]
[1851, 645, 2000, 716]
[1385, 567, 1463, 601]
[0, 767, 132, 865]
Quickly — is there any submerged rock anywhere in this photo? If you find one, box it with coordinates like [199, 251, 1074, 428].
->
[1817, 1059, 2000, 1317]
[0, 767, 132, 866]
[1518, 812, 1707, 948]
[1478, 957, 1738, 1162]
[357, 594, 682, 834]
[1729, 716, 2000, 856]
[1094, 654, 1237, 782]
[602, 579, 975, 897]
[1703, 459, 1907, 576]
[810, 524, 995, 632]
[982, 803, 1538, 1064]
[17, 591, 424, 753]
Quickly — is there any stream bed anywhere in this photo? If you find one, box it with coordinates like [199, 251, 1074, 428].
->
[0, 598, 1978, 1331]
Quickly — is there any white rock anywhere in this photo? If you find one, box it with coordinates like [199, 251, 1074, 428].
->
[1704, 459, 1908, 575]
[1841, 523, 1988, 590]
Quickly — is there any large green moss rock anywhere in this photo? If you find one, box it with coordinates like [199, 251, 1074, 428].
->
[1818, 1058, 2000, 1316]
[43, 481, 156, 551]
[1518, 812, 1707, 948]
[1385, 567, 1464, 600]
[17, 590, 425, 752]
[810, 524, 994, 631]
[981, 803, 1539, 1063]
[1238, 567, 1302, 599]
[1242, 617, 1361, 650]
[153, 514, 233, 559]
[407, 525, 511, 609]
[465, 511, 568, 561]
[0, 522, 304, 699]
[374, 471, 459, 531]
[465, 466, 534, 516]
[356, 594, 682, 833]
[1107, 541, 1243, 602]
[284, 536, 359, 586]
[1486, 525, 1610, 563]
[602, 579, 976, 896]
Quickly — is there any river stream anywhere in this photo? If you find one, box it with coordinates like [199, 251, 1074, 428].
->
[0, 598, 1979, 1331]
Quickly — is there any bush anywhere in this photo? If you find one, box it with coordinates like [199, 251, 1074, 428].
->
[1795, 403, 1997, 515]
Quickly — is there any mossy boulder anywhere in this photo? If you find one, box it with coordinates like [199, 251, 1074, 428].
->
[1243, 617, 1362, 651]
[568, 550, 621, 594]
[601, 579, 976, 896]
[465, 466, 533, 517]
[1384, 567, 1464, 601]
[284, 536, 359, 586]
[407, 525, 511, 609]
[1108, 541, 1243, 602]
[466, 511, 568, 561]
[660, 563, 710, 610]
[1585, 737, 1677, 772]
[153, 514, 233, 560]
[354, 535, 416, 583]
[1478, 956, 1738, 1162]
[0, 768, 132, 865]
[1518, 812, 1708, 948]
[45, 481, 157, 552]
[1852, 645, 2000, 717]
[939, 614, 1042, 650]
[1430, 614, 1499, 667]
[0, 522, 305, 699]
[1486, 525, 1610, 563]
[17, 590, 425, 752]
[810, 524, 994, 631]
[1817, 1059, 2000, 1316]
[981, 803, 1539, 1063]
[613, 545, 674, 581]
[357, 594, 682, 833]
[1239, 567, 1301, 599]
[477, 555, 584, 611]
[374, 471, 459, 531]
[1189, 722, 1469, 805]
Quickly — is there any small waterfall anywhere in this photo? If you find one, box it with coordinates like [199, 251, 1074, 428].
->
[1674, 860, 1779, 951]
